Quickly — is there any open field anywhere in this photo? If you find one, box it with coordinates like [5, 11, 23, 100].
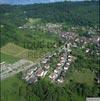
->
[0, 52, 19, 64]
[67, 68, 95, 87]
[1, 75, 26, 101]
[1, 43, 54, 63]
[1, 43, 28, 57]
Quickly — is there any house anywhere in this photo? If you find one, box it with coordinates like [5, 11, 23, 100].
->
[60, 56, 65, 60]
[75, 38, 79, 42]
[25, 76, 30, 81]
[42, 58, 49, 64]
[35, 68, 44, 77]
[54, 69, 58, 73]
[72, 43, 77, 48]
[68, 55, 72, 58]
[49, 73, 58, 81]
[43, 71, 48, 77]
[86, 49, 90, 53]
[57, 63, 62, 66]
[18, 26, 23, 29]
[57, 77, 64, 83]
[64, 66, 69, 70]
[66, 63, 70, 66]
[56, 66, 62, 70]
[28, 75, 38, 84]
[33, 66, 38, 71]
[44, 64, 50, 69]
[60, 59, 65, 64]
[68, 59, 72, 62]
[30, 71, 34, 75]
[67, 49, 72, 52]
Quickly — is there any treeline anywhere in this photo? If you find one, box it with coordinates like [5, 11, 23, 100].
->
[0, 1, 99, 26]
[17, 78, 99, 101]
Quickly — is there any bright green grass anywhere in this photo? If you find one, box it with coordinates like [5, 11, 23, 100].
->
[1, 75, 26, 101]
[1, 75, 43, 101]
[28, 18, 41, 24]
[71, 93, 85, 101]
[1, 43, 28, 57]
[1, 42, 56, 62]
[0, 52, 19, 64]
[68, 68, 95, 87]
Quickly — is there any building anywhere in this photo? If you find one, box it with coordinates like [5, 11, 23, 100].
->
[42, 59, 49, 64]
[64, 66, 69, 70]
[57, 77, 64, 83]
[57, 63, 62, 67]
[28, 74, 38, 84]
[44, 64, 50, 69]
[35, 68, 44, 77]
[49, 73, 58, 81]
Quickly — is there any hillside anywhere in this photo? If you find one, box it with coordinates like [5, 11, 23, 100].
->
[0, 1, 100, 101]
[0, 1, 99, 48]
[0, 1, 99, 26]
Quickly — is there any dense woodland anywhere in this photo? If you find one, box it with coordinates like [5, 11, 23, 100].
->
[0, 1, 99, 26]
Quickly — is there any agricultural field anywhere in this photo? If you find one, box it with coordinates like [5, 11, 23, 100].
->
[67, 69, 95, 87]
[0, 42, 57, 63]
[0, 43, 42, 62]
[0, 52, 19, 63]
[1, 43, 28, 57]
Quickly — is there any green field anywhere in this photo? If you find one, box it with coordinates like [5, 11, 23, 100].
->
[1, 43, 28, 57]
[0, 43, 55, 63]
[1, 75, 26, 101]
[0, 52, 19, 63]
[67, 68, 95, 87]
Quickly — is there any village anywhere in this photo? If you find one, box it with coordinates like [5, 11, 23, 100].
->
[22, 42, 75, 84]
[1, 26, 100, 84]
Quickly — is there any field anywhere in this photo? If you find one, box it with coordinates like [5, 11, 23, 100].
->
[1, 43, 28, 57]
[0, 52, 19, 63]
[1, 75, 26, 101]
[67, 68, 95, 87]
[0, 43, 54, 63]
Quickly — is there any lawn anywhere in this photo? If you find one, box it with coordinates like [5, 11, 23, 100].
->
[0, 52, 19, 64]
[67, 68, 95, 87]
[0, 41, 57, 63]
[1, 75, 27, 101]
[1, 43, 28, 57]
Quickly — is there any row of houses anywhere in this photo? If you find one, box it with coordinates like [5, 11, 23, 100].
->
[22, 38, 76, 84]
[49, 43, 75, 83]
[23, 55, 52, 84]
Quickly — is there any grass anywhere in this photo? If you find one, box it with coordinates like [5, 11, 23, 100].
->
[28, 18, 41, 24]
[1, 43, 28, 57]
[71, 93, 85, 101]
[0, 52, 19, 64]
[0, 43, 54, 62]
[67, 68, 95, 87]
[1, 75, 27, 101]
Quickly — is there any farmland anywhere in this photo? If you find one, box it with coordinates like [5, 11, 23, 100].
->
[67, 69, 95, 87]
[0, 52, 19, 63]
[0, 42, 57, 63]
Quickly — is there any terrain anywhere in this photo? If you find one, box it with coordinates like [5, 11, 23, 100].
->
[0, 1, 100, 101]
